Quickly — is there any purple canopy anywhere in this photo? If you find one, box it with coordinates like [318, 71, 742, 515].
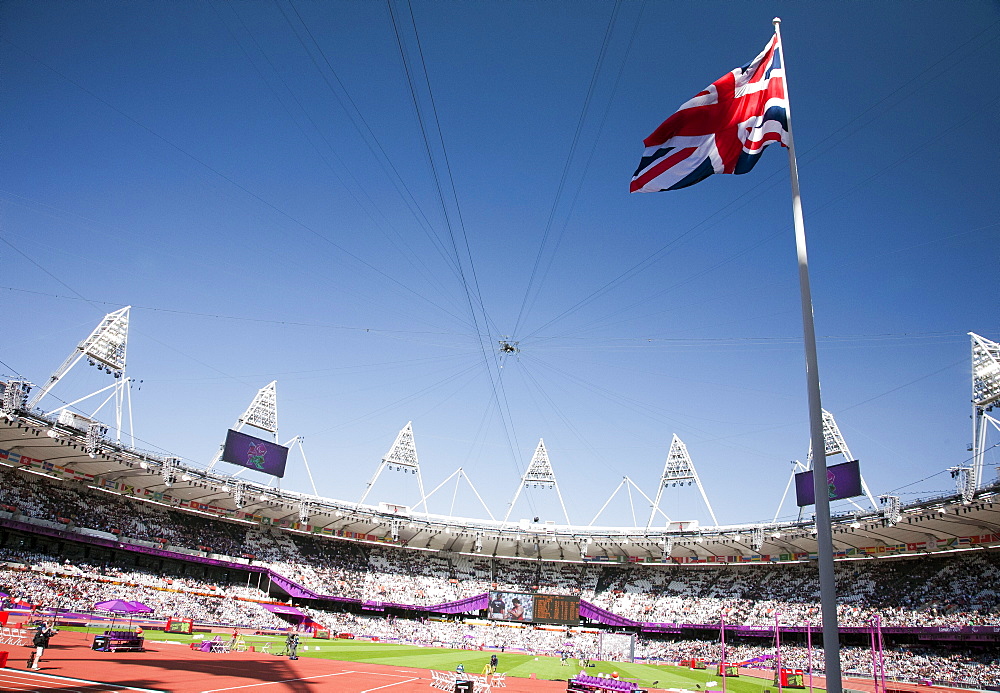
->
[94, 599, 150, 613]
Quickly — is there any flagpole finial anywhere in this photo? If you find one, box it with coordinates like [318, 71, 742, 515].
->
[772, 17, 781, 26]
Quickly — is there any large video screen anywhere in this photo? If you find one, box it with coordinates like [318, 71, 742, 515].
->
[795, 459, 863, 507]
[487, 591, 533, 622]
[222, 429, 288, 478]
[533, 594, 580, 625]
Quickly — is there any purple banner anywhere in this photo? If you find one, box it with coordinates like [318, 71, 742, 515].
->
[426, 593, 489, 615]
[261, 603, 306, 618]
[264, 570, 319, 600]
[579, 600, 640, 627]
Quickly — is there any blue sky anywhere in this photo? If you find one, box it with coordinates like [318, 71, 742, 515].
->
[2, 1, 998, 529]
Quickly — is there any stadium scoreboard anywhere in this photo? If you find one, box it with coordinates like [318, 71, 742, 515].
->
[487, 591, 581, 624]
[531, 595, 580, 625]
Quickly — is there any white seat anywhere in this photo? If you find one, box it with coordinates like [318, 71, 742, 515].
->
[430, 670, 448, 689]
[489, 672, 507, 687]
[2, 627, 26, 646]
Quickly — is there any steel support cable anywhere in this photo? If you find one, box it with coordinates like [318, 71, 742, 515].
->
[541, 227, 785, 341]
[385, 0, 487, 335]
[521, 27, 1000, 342]
[884, 444, 1000, 496]
[218, 1, 471, 320]
[392, 0, 528, 481]
[514, 1, 648, 338]
[2, 36, 471, 333]
[514, 356, 622, 478]
[307, 356, 484, 436]
[511, 0, 625, 337]
[135, 351, 479, 385]
[528, 213, 998, 346]
[0, 233, 257, 393]
[279, 0, 470, 285]
[0, 283, 481, 340]
[525, 84, 999, 342]
[519, 351, 781, 464]
[397, 0, 504, 342]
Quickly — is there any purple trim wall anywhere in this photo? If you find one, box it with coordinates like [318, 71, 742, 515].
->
[425, 593, 489, 614]
[579, 600, 640, 627]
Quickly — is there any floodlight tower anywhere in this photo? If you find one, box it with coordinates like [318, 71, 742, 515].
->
[502, 439, 571, 526]
[970, 333, 1000, 489]
[205, 381, 318, 495]
[207, 381, 279, 474]
[775, 409, 877, 521]
[207, 381, 280, 474]
[27, 306, 135, 445]
[646, 434, 718, 528]
[360, 421, 428, 513]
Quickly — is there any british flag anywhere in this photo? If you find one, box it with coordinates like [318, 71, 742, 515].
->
[630, 35, 788, 193]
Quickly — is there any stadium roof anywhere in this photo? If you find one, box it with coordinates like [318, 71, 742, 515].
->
[2, 413, 998, 563]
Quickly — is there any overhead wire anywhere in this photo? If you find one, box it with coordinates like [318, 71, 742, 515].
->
[511, 0, 627, 336]
[387, 0, 535, 507]
[273, 1, 472, 288]
[1, 35, 472, 333]
[213, 0, 472, 322]
[519, 23, 1000, 341]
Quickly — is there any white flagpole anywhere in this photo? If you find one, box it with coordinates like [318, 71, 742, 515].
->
[772, 17, 844, 693]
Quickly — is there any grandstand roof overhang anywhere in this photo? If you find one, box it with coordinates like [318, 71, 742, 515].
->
[2, 414, 999, 563]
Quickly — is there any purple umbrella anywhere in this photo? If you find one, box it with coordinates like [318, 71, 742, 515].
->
[94, 599, 150, 631]
[94, 599, 136, 613]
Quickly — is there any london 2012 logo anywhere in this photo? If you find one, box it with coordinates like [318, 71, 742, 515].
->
[247, 443, 267, 470]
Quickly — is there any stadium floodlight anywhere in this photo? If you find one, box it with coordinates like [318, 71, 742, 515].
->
[27, 307, 134, 445]
[971, 333, 1000, 408]
[161, 457, 179, 487]
[647, 434, 718, 528]
[502, 439, 570, 526]
[970, 333, 1000, 493]
[879, 495, 901, 525]
[661, 536, 674, 560]
[85, 422, 108, 457]
[949, 466, 976, 504]
[360, 422, 428, 512]
[2, 379, 32, 415]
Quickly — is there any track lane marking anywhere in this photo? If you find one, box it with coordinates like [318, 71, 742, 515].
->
[359, 678, 421, 693]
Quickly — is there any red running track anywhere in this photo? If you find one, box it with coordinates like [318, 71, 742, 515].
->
[0, 631, 567, 692]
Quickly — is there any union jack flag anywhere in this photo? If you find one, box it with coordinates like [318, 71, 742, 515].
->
[630, 35, 788, 193]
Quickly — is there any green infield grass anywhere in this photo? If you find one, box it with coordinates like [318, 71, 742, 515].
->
[62, 626, 817, 692]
